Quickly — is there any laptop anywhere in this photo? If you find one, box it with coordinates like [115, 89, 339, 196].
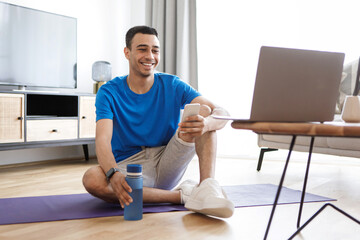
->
[213, 46, 345, 123]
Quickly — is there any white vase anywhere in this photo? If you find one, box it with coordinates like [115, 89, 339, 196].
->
[341, 96, 360, 122]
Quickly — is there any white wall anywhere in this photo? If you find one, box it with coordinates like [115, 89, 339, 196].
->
[0, 0, 147, 165]
[197, 0, 360, 159]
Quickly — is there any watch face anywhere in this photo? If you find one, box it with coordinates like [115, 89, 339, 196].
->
[106, 168, 115, 179]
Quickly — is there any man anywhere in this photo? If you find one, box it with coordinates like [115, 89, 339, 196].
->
[82, 26, 234, 218]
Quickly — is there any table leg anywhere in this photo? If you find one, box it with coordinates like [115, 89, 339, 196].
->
[289, 203, 360, 239]
[264, 135, 297, 240]
[297, 136, 315, 228]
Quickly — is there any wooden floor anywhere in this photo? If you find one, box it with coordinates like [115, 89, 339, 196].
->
[0, 152, 359, 240]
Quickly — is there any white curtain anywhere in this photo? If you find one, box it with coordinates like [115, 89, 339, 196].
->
[146, 0, 198, 89]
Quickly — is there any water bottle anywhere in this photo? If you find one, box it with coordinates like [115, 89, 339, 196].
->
[124, 164, 143, 221]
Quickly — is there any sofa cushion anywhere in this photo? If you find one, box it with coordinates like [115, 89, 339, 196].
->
[261, 134, 329, 148]
[327, 137, 360, 151]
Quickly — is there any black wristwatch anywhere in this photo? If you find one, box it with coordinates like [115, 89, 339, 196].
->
[106, 167, 120, 180]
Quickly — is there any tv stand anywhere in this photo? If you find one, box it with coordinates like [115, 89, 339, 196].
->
[12, 88, 60, 94]
[0, 91, 96, 161]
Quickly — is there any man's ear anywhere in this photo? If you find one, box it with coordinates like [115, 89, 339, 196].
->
[124, 47, 130, 60]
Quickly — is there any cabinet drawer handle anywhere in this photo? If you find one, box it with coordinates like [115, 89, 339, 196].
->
[17, 117, 24, 120]
[51, 129, 58, 133]
[82, 116, 87, 119]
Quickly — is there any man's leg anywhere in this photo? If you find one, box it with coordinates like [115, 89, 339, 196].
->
[196, 130, 217, 182]
[178, 104, 216, 182]
[177, 105, 235, 218]
[82, 166, 181, 204]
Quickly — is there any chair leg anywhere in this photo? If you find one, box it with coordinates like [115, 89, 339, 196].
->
[82, 144, 89, 161]
[257, 148, 278, 171]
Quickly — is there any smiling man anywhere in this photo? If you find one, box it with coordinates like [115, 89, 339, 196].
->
[82, 26, 234, 218]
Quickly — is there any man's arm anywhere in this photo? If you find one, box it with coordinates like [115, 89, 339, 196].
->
[178, 96, 229, 137]
[96, 119, 132, 208]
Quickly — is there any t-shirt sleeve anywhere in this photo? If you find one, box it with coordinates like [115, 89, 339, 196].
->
[95, 87, 114, 122]
[175, 78, 201, 108]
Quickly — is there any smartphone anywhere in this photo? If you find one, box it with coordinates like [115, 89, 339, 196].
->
[181, 103, 200, 122]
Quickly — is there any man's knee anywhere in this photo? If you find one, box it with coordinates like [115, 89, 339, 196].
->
[199, 104, 212, 118]
[82, 166, 105, 193]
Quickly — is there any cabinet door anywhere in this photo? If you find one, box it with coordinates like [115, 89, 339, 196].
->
[79, 96, 96, 138]
[0, 93, 24, 143]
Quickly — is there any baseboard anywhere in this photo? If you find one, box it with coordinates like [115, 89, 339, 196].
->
[0, 156, 97, 169]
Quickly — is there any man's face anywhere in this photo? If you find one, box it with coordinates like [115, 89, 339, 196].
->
[125, 33, 160, 78]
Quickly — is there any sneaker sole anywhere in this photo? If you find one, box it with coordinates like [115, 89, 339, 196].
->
[185, 197, 235, 218]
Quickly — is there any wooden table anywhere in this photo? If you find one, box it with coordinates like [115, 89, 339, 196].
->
[231, 121, 360, 240]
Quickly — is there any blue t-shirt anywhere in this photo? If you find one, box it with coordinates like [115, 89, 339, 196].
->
[95, 73, 201, 162]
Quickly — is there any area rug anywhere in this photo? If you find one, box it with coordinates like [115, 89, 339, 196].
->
[0, 184, 335, 225]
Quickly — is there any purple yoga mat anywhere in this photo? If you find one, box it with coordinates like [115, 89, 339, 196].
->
[0, 184, 335, 225]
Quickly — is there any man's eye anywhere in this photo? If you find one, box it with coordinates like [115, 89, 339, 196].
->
[152, 50, 159, 53]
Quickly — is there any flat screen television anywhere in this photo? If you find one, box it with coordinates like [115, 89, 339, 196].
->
[0, 2, 77, 89]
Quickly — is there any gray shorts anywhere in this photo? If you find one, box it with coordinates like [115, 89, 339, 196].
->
[116, 131, 196, 190]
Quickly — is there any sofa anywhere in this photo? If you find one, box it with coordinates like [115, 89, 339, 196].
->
[256, 59, 360, 171]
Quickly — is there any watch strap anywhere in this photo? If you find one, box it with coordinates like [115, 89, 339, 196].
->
[106, 167, 120, 180]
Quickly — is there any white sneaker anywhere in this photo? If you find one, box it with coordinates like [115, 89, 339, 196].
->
[174, 179, 198, 204]
[184, 178, 234, 218]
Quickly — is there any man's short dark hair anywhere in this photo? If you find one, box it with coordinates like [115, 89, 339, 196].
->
[125, 26, 158, 49]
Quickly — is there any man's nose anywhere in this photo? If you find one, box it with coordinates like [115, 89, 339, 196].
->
[145, 50, 154, 59]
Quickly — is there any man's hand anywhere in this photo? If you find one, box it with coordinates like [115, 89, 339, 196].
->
[178, 114, 209, 141]
[109, 172, 133, 208]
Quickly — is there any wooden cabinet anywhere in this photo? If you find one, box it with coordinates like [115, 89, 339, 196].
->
[0, 92, 95, 160]
[0, 93, 24, 143]
[79, 96, 96, 139]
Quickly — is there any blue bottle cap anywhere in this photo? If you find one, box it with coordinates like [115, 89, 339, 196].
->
[127, 164, 142, 173]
